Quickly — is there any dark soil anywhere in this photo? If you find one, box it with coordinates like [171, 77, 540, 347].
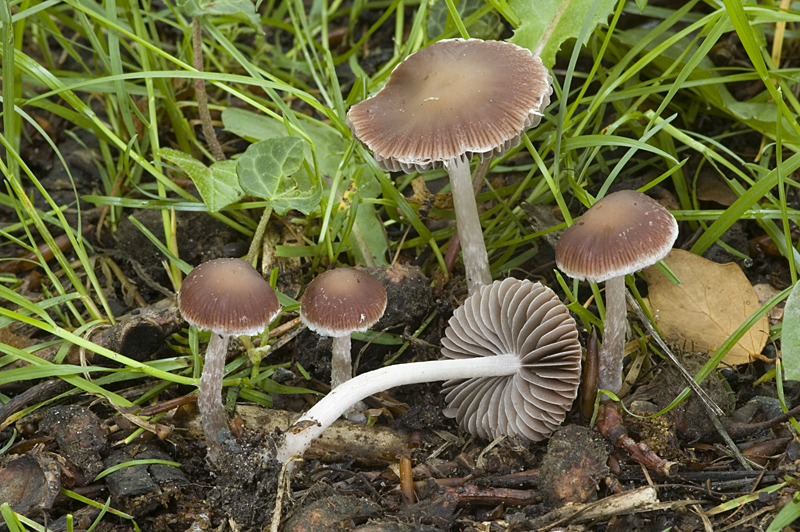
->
[2, 2, 800, 532]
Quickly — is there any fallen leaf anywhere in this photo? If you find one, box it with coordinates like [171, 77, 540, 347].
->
[643, 249, 768, 365]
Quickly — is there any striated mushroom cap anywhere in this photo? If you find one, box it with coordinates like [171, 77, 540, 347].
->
[555, 190, 679, 283]
[301, 268, 388, 338]
[347, 39, 553, 174]
[441, 278, 581, 441]
[178, 258, 281, 337]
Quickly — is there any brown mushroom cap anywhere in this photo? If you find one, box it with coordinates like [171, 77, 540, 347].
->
[301, 268, 388, 338]
[178, 258, 281, 337]
[441, 278, 581, 441]
[555, 190, 679, 283]
[347, 39, 553, 174]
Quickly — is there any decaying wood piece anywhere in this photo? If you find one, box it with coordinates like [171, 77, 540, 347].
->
[178, 404, 417, 466]
[514, 486, 702, 530]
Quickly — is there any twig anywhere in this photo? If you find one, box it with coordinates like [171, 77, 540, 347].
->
[192, 18, 225, 162]
[625, 291, 753, 470]
[596, 403, 676, 477]
[625, 290, 724, 416]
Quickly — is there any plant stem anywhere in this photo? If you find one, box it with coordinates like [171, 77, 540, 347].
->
[598, 275, 625, 396]
[445, 156, 491, 295]
[192, 17, 225, 162]
[246, 206, 273, 267]
[198, 332, 230, 465]
[275, 354, 520, 462]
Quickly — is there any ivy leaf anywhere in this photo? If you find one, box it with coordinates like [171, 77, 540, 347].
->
[237, 137, 305, 199]
[236, 137, 321, 215]
[509, 0, 617, 68]
[176, 0, 260, 28]
[222, 107, 344, 177]
[159, 149, 243, 212]
[783, 284, 800, 381]
[267, 167, 323, 216]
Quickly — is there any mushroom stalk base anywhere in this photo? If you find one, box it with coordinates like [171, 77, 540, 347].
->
[446, 156, 492, 295]
[598, 275, 626, 396]
[275, 354, 521, 463]
[198, 333, 231, 465]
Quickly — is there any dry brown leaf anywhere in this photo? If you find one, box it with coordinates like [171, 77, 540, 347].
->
[642, 249, 768, 365]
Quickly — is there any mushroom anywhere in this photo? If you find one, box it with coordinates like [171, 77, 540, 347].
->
[300, 268, 387, 421]
[554, 190, 678, 396]
[347, 39, 552, 295]
[178, 258, 281, 464]
[276, 277, 581, 463]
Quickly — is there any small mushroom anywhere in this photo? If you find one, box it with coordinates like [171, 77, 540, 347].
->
[276, 278, 581, 463]
[348, 39, 552, 295]
[555, 190, 678, 396]
[178, 258, 281, 464]
[300, 268, 387, 421]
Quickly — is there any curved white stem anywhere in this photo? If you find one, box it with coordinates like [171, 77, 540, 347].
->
[276, 354, 520, 463]
[198, 333, 230, 465]
[446, 156, 492, 295]
[598, 275, 626, 395]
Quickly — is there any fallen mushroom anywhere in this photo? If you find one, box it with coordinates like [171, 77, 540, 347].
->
[178, 258, 281, 464]
[347, 39, 552, 295]
[300, 267, 387, 421]
[554, 190, 678, 396]
[275, 277, 581, 463]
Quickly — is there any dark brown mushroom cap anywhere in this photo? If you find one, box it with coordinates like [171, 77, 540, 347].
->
[178, 258, 281, 337]
[441, 278, 581, 441]
[300, 268, 388, 337]
[555, 190, 679, 283]
[347, 39, 553, 174]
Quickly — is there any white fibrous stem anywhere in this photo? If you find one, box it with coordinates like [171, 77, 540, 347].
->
[275, 354, 521, 463]
[598, 275, 626, 396]
[198, 333, 231, 465]
[446, 156, 492, 296]
[330, 335, 353, 390]
[330, 335, 368, 422]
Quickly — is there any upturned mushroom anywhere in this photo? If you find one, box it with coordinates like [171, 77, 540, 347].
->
[347, 39, 552, 295]
[554, 190, 678, 396]
[276, 277, 581, 463]
[178, 258, 281, 464]
[300, 268, 387, 420]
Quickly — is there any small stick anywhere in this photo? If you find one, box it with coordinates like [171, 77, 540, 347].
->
[596, 403, 676, 477]
[625, 291, 753, 469]
[625, 290, 724, 416]
[398, 455, 416, 505]
[192, 18, 225, 162]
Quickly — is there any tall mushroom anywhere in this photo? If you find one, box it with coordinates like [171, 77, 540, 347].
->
[347, 39, 552, 295]
[276, 278, 581, 463]
[554, 190, 678, 396]
[300, 268, 387, 421]
[178, 258, 281, 464]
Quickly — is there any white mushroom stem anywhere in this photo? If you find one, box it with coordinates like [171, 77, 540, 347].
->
[198, 333, 231, 465]
[445, 156, 492, 295]
[598, 275, 626, 395]
[330, 335, 353, 390]
[275, 354, 521, 463]
[330, 335, 368, 422]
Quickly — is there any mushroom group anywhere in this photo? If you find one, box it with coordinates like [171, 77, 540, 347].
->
[555, 190, 678, 396]
[178, 258, 281, 464]
[348, 39, 552, 295]
[276, 277, 581, 463]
